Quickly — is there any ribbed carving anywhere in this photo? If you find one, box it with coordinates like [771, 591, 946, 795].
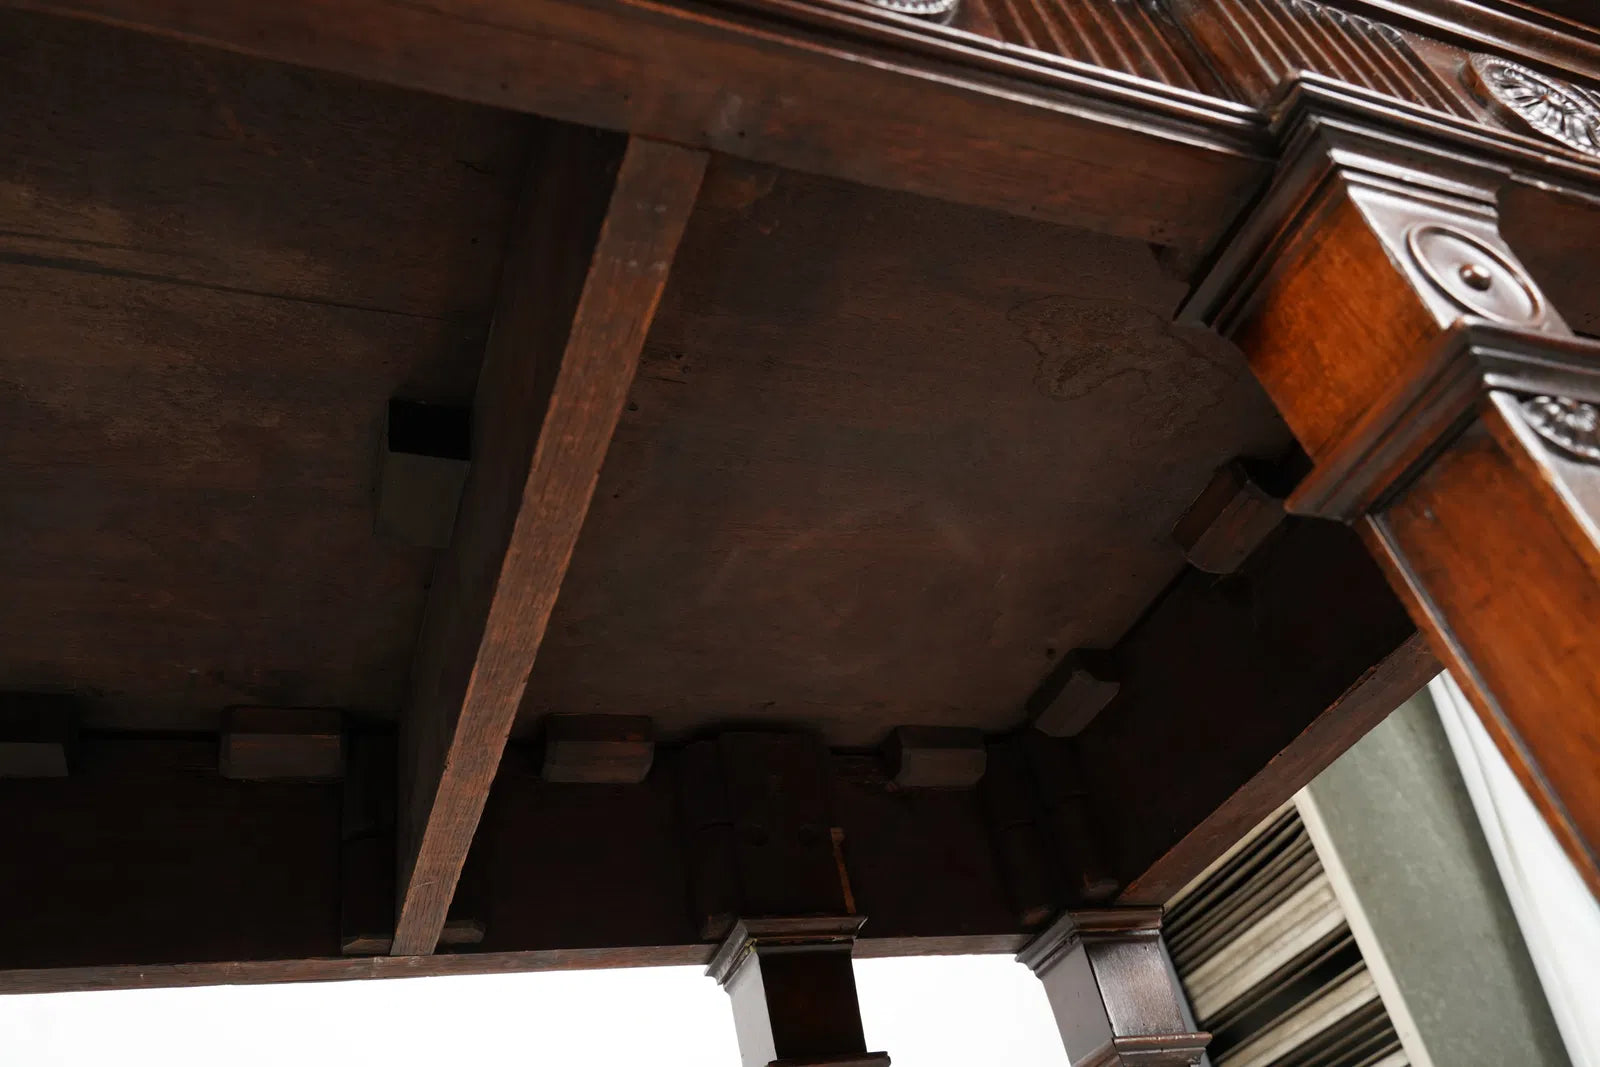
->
[967, 0, 1229, 96]
[1176, 0, 1475, 116]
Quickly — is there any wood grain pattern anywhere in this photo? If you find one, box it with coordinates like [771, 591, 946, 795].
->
[3, 0, 1269, 252]
[520, 158, 1288, 746]
[0, 13, 530, 731]
[394, 132, 707, 955]
[1371, 402, 1600, 892]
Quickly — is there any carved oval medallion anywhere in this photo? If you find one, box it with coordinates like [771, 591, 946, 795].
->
[860, 0, 959, 20]
[1467, 54, 1600, 156]
[1404, 224, 1546, 326]
[1522, 395, 1600, 462]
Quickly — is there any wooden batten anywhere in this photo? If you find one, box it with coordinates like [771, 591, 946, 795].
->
[1171, 459, 1286, 574]
[375, 398, 471, 549]
[884, 726, 986, 788]
[0, 693, 76, 778]
[393, 131, 707, 956]
[541, 714, 654, 784]
[1025, 650, 1120, 739]
[220, 707, 343, 782]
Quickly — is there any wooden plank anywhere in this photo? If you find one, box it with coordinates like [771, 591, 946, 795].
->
[0, 934, 1029, 996]
[1075, 519, 1431, 905]
[4, 0, 1269, 251]
[394, 131, 707, 956]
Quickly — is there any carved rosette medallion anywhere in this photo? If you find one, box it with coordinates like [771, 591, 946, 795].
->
[1403, 224, 1546, 326]
[1467, 54, 1600, 156]
[860, 0, 959, 20]
[1522, 395, 1600, 462]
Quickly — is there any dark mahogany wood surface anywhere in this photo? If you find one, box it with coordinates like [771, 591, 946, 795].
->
[0, 14, 530, 730]
[3, 0, 1270, 251]
[395, 131, 706, 954]
[521, 157, 1288, 746]
[15, 0, 1574, 994]
[0, 738, 341, 969]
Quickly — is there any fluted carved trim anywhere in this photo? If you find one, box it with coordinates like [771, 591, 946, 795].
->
[967, 0, 1231, 96]
[1173, 0, 1474, 115]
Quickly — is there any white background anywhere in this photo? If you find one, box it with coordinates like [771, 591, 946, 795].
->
[0, 954, 1070, 1066]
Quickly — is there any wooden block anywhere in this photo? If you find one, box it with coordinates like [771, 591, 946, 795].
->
[1025, 650, 1120, 738]
[1171, 458, 1285, 574]
[541, 714, 654, 784]
[221, 707, 344, 781]
[884, 726, 986, 788]
[440, 918, 486, 946]
[375, 397, 471, 549]
[0, 693, 76, 778]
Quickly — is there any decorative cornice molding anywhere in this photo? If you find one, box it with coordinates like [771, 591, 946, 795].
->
[973, 0, 1228, 97]
[1287, 323, 1600, 519]
[1332, 0, 1600, 85]
[713, 0, 1270, 146]
[1183, 74, 1600, 334]
[1016, 907, 1164, 974]
[1173, 0, 1475, 116]
[1465, 52, 1600, 154]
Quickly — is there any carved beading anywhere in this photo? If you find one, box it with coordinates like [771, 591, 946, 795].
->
[1522, 395, 1600, 463]
[1176, 0, 1474, 115]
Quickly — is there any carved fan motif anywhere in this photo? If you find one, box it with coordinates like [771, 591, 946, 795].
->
[1522, 395, 1600, 463]
[861, 0, 959, 20]
[1469, 55, 1600, 156]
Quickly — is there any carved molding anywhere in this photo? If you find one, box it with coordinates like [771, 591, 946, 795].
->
[1403, 223, 1548, 327]
[1466, 54, 1600, 156]
[1173, 0, 1474, 115]
[1522, 395, 1600, 462]
[863, 0, 960, 21]
[971, 0, 1227, 96]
